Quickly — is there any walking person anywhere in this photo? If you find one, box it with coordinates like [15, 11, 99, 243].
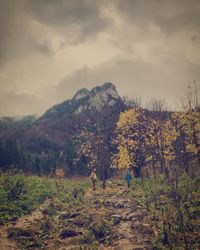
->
[125, 169, 132, 189]
[90, 168, 97, 191]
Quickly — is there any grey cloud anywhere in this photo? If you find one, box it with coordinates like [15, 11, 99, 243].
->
[191, 34, 200, 42]
[1, 0, 199, 65]
[0, 0, 54, 65]
[55, 57, 199, 110]
[36, 41, 54, 56]
[0, 0, 199, 116]
[0, 0, 25, 64]
[0, 90, 44, 116]
[28, 0, 103, 25]
[27, 0, 111, 43]
[0, 0, 111, 65]
[115, 0, 200, 34]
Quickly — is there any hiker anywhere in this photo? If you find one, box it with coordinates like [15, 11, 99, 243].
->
[90, 168, 97, 191]
[133, 164, 141, 177]
[125, 169, 132, 188]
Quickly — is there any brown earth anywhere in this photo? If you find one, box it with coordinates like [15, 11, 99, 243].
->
[0, 184, 154, 250]
[0, 200, 50, 250]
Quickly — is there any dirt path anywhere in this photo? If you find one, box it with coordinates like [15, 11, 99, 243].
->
[101, 187, 152, 249]
[0, 224, 17, 250]
[0, 199, 50, 250]
[0, 185, 152, 250]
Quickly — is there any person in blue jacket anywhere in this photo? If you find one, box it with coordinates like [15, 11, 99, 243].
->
[125, 169, 132, 188]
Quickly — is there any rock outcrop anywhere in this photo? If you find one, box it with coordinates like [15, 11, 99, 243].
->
[42, 82, 121, 119]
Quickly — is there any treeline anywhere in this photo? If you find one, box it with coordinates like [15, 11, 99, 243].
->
[0, 139, 23, 170]
[0, 138, 89, 176]
[0, 82, 199, 178]
[0, 108, 199, 178]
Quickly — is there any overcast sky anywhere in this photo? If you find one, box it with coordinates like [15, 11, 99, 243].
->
[0, 0, 200, 116]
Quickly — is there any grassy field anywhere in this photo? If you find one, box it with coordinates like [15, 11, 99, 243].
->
[0, 171, 91, 225]
[0, 171, 199, 249]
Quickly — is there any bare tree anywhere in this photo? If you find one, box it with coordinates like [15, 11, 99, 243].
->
[146, 98, 168, 112]
[122, 94, 142, 109]
[180, 81, 200, 111]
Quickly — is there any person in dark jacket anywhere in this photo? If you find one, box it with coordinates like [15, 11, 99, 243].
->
[133, 164, 141, 177]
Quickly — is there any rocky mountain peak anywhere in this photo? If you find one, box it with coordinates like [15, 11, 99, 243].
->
[42, 83, 121, 119]
[72, 88, 90, 101]
[74, 82, 120, 114]
[87, 82, 120, 112]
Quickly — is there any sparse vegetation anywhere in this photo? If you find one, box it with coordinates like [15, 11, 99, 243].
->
[0, 172, 90, 225]
[131, 173, 200, 249]
[0, 172, 53, 225]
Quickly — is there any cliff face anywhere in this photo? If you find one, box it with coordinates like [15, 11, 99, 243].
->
[41, 82, 120, 119]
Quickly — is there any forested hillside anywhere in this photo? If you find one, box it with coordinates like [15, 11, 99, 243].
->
[0, 83, 199, 180]
[0, 83, 124, 177]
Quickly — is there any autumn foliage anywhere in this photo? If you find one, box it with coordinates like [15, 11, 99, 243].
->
[112, 108, 200, 176]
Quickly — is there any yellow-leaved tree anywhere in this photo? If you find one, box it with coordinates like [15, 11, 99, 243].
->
[73, 129, 98, 168]
[112, 108, 148, 175]
[145, 118, 179, 176]
[112, 145, 131, 169]
[112, 108, 178, 177]
[172, 110, 200, 168]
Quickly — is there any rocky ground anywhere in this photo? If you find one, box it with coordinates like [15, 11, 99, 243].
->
[0, 183, 154, 250]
